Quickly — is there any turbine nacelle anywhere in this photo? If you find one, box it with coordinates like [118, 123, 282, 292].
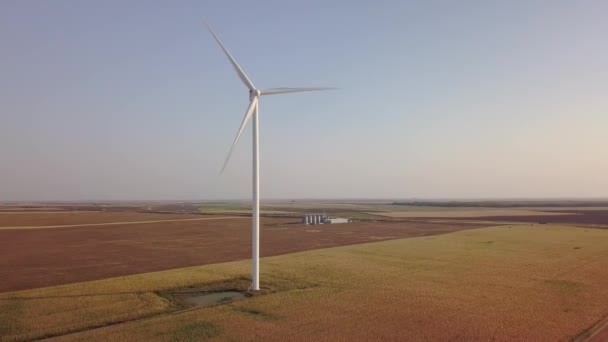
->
[250, 89, 261, 99]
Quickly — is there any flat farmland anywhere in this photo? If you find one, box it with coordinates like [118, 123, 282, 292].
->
[398, 210, 608, 226]
[0, 211, 207, 228]
[2, 225, 608, 341]
[455, 210, 608, 226]
[0, 211, 485, 292]
[368, 208, 608, 228]
[368, 208, 572, 218]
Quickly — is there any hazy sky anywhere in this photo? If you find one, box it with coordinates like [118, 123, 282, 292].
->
[1, 1, 607, 201]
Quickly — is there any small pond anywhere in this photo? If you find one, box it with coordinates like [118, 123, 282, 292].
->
[174, 291, 246, 308]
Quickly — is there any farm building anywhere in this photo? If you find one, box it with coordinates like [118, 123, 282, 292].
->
[302, 214, 327, 225]
[303, 214, 349, 225]
[324, 218, 349, 224]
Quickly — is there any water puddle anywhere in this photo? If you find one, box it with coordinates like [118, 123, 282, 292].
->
[173, 291, 246, 308]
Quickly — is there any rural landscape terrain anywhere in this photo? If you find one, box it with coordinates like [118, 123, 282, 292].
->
[2, 200, 608, 341]
[3, 1, 607, 341]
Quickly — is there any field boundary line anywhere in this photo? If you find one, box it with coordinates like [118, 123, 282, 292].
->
[572, 311, 608, 341]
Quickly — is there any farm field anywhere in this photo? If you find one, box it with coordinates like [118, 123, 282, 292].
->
[0, 211, 484, 292]
[1, 224, 608, 341]
[3, 2, 607, 341]
[445, 210, 608, 226]
[0, 211, 226, 229]
[362, 207, 608, 227]
[368, 208, 571, 218]
[223, 202, 608, 222]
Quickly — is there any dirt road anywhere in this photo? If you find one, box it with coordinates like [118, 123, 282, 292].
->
[0, 216, 247, 230]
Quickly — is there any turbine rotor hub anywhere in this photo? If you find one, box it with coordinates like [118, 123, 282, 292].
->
[250, 89, 261, 98]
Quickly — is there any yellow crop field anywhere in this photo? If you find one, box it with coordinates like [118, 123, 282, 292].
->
[2, 225, 608, 341]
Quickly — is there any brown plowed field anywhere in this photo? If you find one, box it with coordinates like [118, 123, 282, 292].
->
[0, 211, 203, 227]
[435, 210, 608, 226]
[0, 213, 486, 292]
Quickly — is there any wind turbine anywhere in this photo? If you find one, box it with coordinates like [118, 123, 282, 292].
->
[206, 24, 333, 291]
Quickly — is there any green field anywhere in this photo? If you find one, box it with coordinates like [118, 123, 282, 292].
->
[2, 225, 608, 341]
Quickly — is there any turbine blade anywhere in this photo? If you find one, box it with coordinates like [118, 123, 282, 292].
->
[206, 23, 256, 91]
[221, 97, 258, 173]
[260, 87, 336, 96]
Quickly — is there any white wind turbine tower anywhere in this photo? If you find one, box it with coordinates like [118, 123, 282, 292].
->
[206, 23, 333, 291]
